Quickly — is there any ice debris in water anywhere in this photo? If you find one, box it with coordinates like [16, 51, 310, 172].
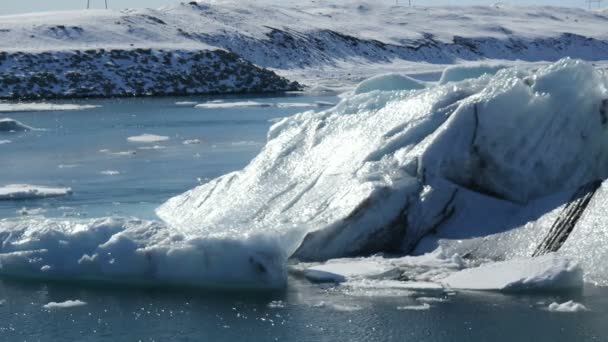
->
[2, 59, 608, 289]
[396, 303, 431, 311]
[195, 101, 273, 109]
[547, 300, 588, 313]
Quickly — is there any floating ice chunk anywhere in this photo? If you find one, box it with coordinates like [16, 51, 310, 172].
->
[267, 300, 286, 309]
[314, 101, 337, 107]
[175, 101, 198, 106]
[0, 184, 72, 200]
[43, 300, 87, 310]
[17, 207, 47, 216]
[0, 103, 99, 113]
[397, 303, 431, 311]
[0, 118, 34, 132]
[127, 134, 170, 143]
[137, 145, 166, 150]
[304, 259, 398, 283]
[183, 139, 201, 145]
[438, 64, 505, 84]
[547, 300, 588, 312]
[100, 149, 137, 156]
[100, 170, 120, 176]
[276, 103, 316, 108]
[0, 140, 11, 144]
[441, 254, 583, 292]
[195, 101, 273, 109]
[0, 217, 287, 289]
[354, 73, 426, 94]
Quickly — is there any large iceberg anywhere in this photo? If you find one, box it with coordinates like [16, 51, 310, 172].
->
[2, 59, 608, 289]
[158, 58, 608, 262]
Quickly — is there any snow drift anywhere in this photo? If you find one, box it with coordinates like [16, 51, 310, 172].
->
[3, 59, 608, 289]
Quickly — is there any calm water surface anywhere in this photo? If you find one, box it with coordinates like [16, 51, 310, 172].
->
[0, 95, 607, 341]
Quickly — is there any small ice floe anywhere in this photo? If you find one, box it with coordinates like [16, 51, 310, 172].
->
[231, 141, 262, 147]
[0, 184, 72, 200]
[0, 299, 5, 305]
[137, 145, 166, 150]
[175, 101, 198, 106]
[100, 170, 120, 176]
[0, 103, 99, 113]
[304, 259, 397, 283]
[314, 101, 337, 107]
[396, 303, 431, 311]
[195, 101, 273, 109]
[0, 139, 11, 144]
[17, 207, 47, 216]
[441, 254, 582, 292]
[127, 134, 170, 143]
[99, 149, 137, 156]
[57, 164, 80, 169]
[0, 118, 35, 132]
[312, 301, 362, 312]
[182, 139, 201, 145]
[416, 296, 448, 303]
[43, 300, 87, 310]
[276, 102, 316, 108]
[547, 300, 588, 313]
[267, 300, 286, 309]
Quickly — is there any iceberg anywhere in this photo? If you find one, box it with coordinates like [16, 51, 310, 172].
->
[0, 184, 72, 200]
[353, 74, 426, 94]
[158, 58, 608, 265]
[547, 300, 588, 313]
[3, 59, 608, 289]
[0, 118, 35, 132]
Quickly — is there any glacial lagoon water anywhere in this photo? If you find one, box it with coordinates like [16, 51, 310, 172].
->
[1, 95, 608, 341]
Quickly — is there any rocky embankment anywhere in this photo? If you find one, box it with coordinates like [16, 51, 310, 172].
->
[0, 48, 301, 100]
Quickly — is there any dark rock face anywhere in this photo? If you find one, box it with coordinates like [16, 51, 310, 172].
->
[0, 49, 301, 100]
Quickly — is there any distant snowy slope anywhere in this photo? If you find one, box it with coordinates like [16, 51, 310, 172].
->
[1, 1, 608, 96]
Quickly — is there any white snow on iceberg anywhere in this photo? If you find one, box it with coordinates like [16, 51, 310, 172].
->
[0, 184, 72, 200]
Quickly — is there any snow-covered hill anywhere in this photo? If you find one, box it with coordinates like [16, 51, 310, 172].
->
[1, 1, 608, 98]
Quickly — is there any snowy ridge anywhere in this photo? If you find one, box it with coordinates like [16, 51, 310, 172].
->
[1, 2, 608, 97]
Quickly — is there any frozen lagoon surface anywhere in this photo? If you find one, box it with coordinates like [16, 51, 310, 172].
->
[3, 62, 608, 340]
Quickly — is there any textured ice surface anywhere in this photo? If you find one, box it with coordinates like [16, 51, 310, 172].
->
[439, 65, 505, 85]
[354, 74, 426, 94]
[0, 184, 72, 200]
[158, 58, 608, 264]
